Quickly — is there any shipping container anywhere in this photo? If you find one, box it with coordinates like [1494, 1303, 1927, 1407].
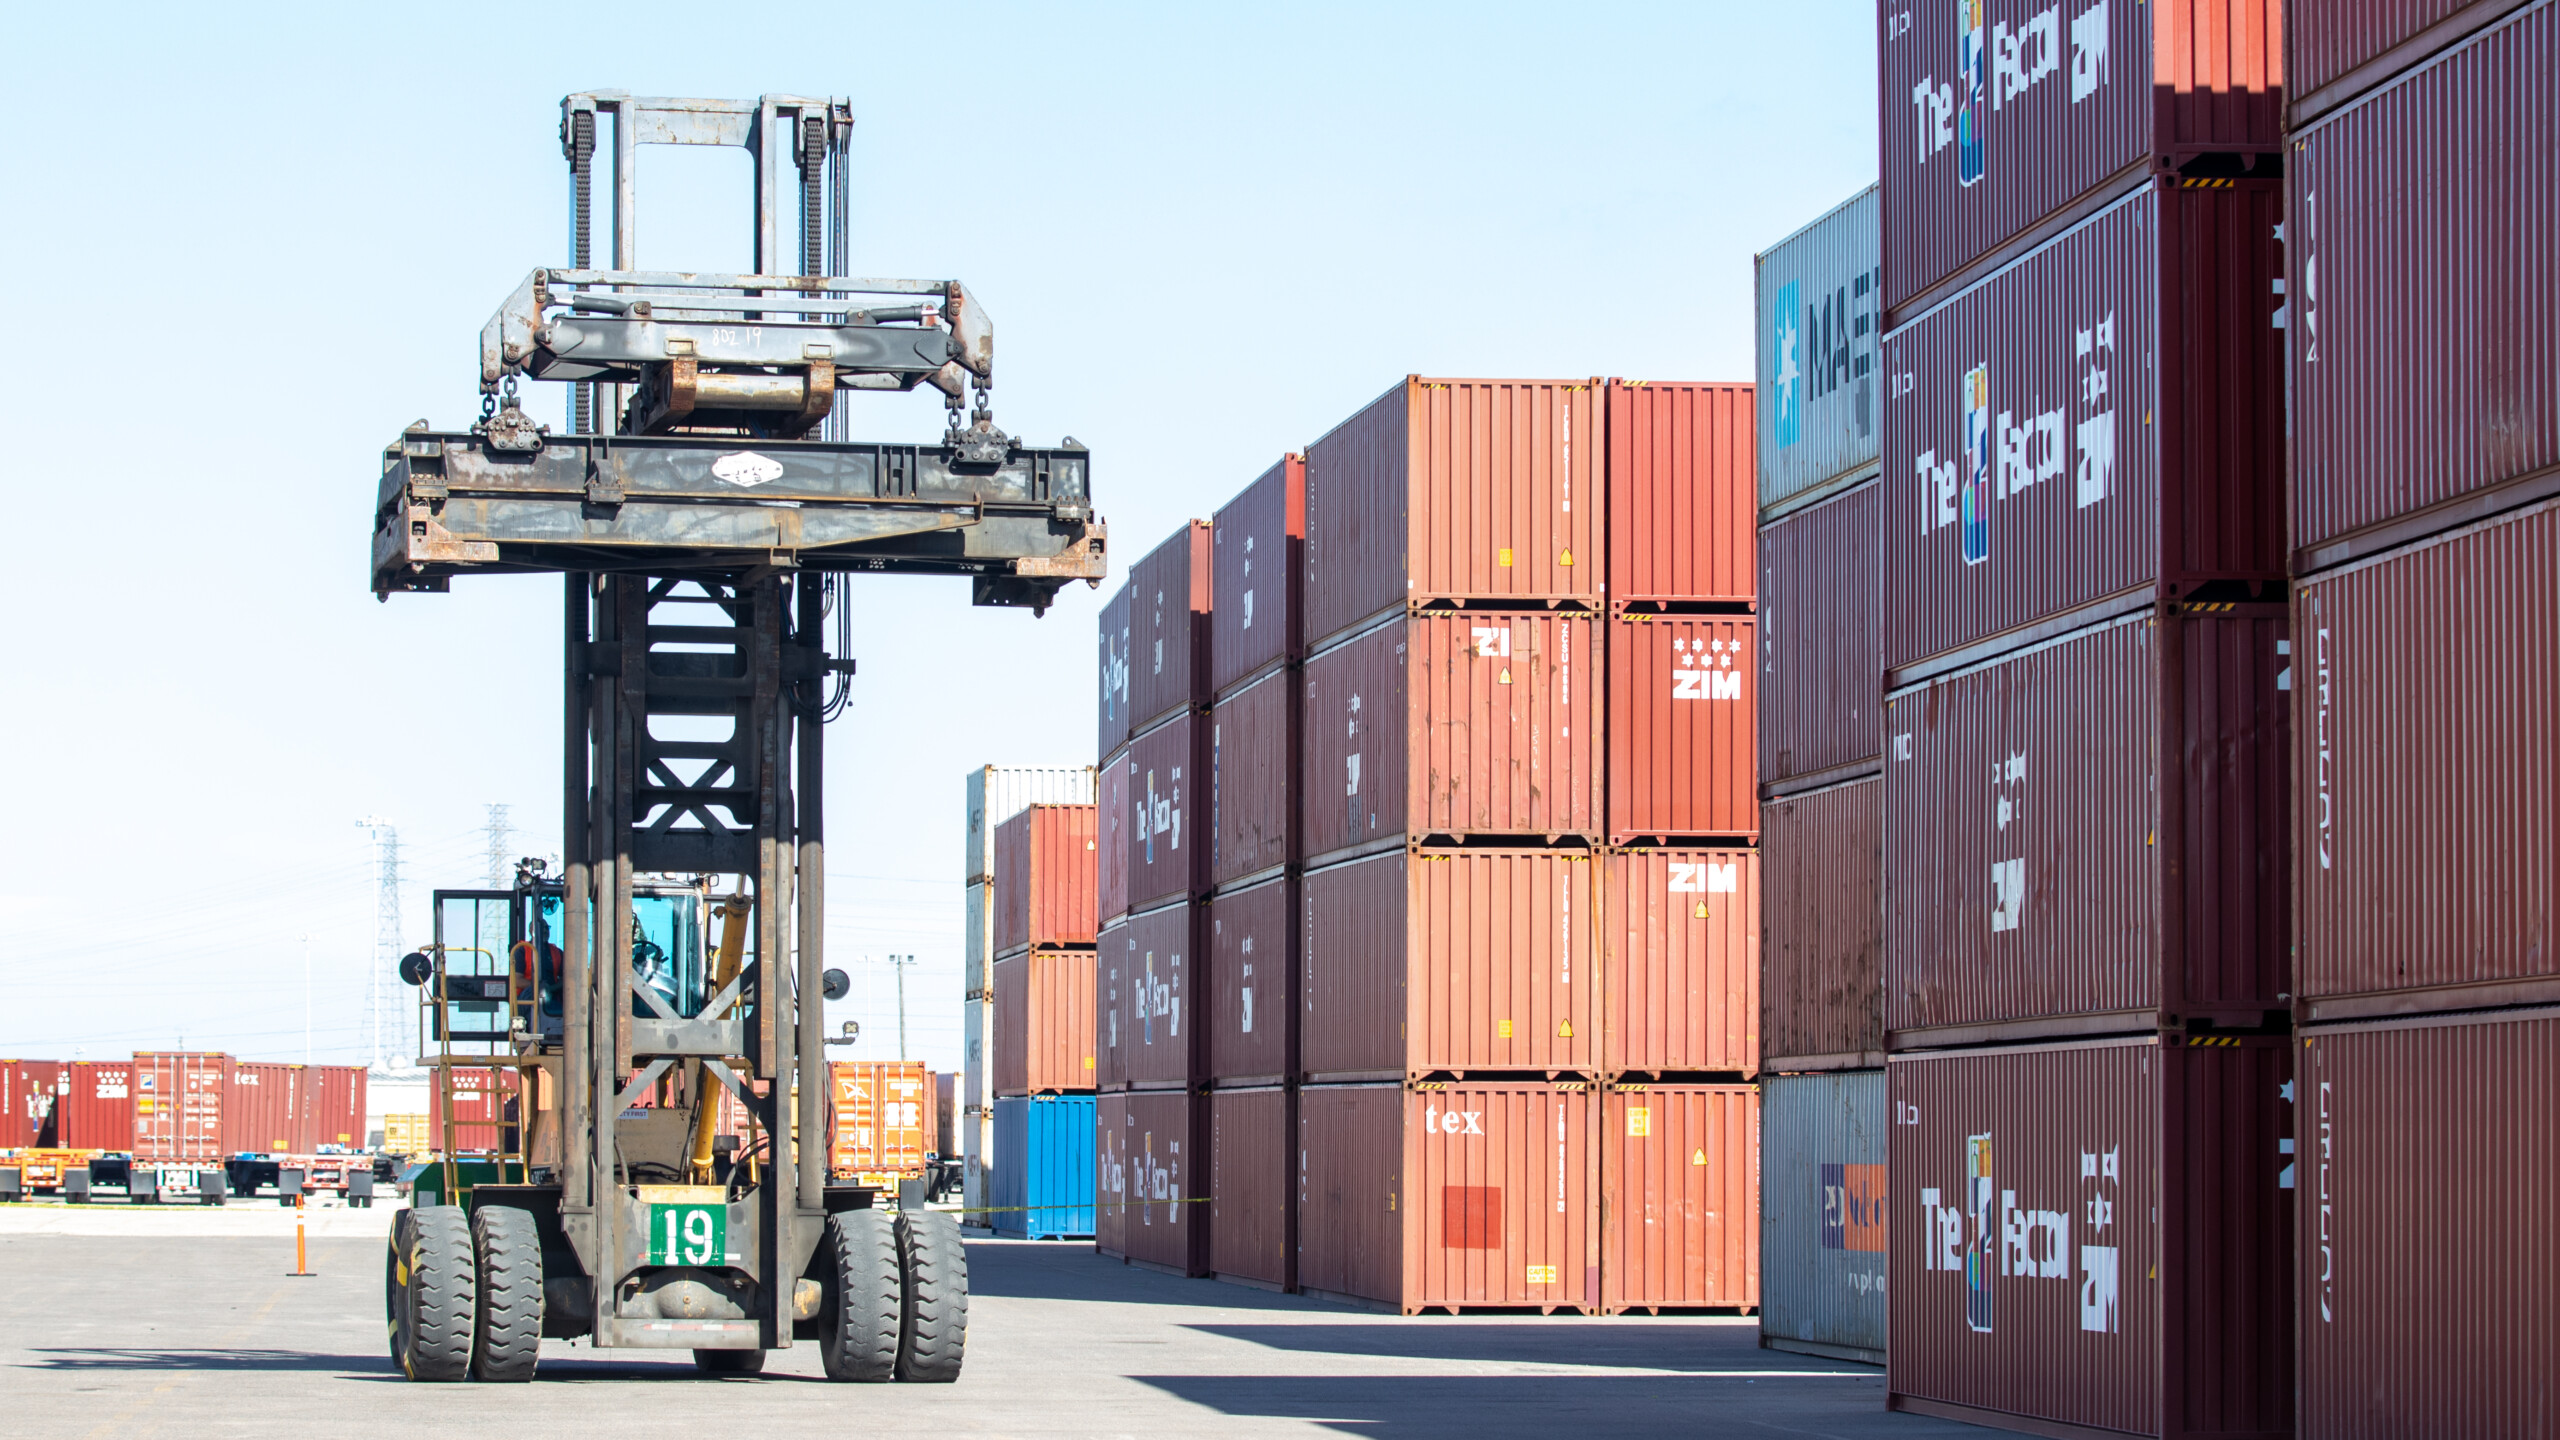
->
[1886, 611, 2289, 1040]
[1100, 901, 1198, 1090]
[1098, 746, 1130, 924]
[2287, 0, 2540, 124]
[1095, 1091, 1127, 1257]
[991, 1093, 1095, 1239]
[993, 803, 1099, 956]
[963, 992, 992, 1214]
[1757, 480, 1883, 790]
[1600, 1084, 1758, 1313]
[1209, 873, 1296, 1086]
[1296, 1081, 1599, 1315]
[1759, 1070, 1887, 1364]
[1126, 711, 1204, 913]
[965, 764, 1097, 887]
[1302, 848, 1599, 1082]
[2294, 498, 2560, 1018]
[1756, 186, 1883, 513]
[933, 1072, 955, 1157]
[1128, 520, 1213, 737]
[1302, 610, 1602, 865]
[224, 1062, 306, 1156]
[1210, 1086, 1294, 1290]
[1209, 667, 1294, 890]
[1606, 380, 1755, 608]
[827, 1061, 930, 1178]
[1305, 377, 1604, 650]
[58, 1060, 135, 1153]
[1608, 613, 1757, 843]
[0, 1061, 64, 1150]
[2286, 2, 2560, 572]
[429, 1065, 509, 1155]
[1096, 1088, 1207, 1276]
[1888, 1035, 2292, 1439]
[1211, 454, 1306, 697]
[381, 1112, 433, 1158]
[2297, 1006, 2560, 1437]
[1876, 0, 2282, 318]
[1884, 181, 2285, 677]
[1762, 777, 1886, 1069]
[1604, 848, 1757, 1077]
[962, 879, 992, 996]
[132, 1052, 230, 1167]
[992, 950, 1096, 1096]
[1097, 582, 1132, 760]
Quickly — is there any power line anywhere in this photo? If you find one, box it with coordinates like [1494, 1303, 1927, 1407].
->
[356, 816, 403, 1072]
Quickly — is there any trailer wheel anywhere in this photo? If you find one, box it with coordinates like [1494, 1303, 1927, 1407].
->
[894, 1209, 969, 1383]
[385, 1209, 417, 1369]
[470, 1206, 543, 1382]
[692, 1348, 766, 1375]
[402, 1206, 476, 1381]
[817, 1209, 900, 1382]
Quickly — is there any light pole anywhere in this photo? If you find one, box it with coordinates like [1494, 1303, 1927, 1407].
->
[890, 954, 916, 1062]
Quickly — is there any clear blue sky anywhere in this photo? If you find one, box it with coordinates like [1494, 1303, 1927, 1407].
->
[0, 2, 1877, 1070]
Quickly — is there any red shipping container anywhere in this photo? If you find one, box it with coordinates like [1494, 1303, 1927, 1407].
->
[310, 1065, 365, 1150]
[993, 803, 1098, 956]
[1606, 380, 1755, 609]
[0, 1061, 64, 1150]
[1885, 612, 2288, 1040]
[2287, 3, 2560, 571]
[2287, 0, 2539, 124]
[1302, 611, 1602, 865]
[1211, 454, 1305, 697]
[1305, 377, 1604, 651]
[1098, 1088, 1207, 1276]
[1884, 181, 2285, 676]
[1101, 901, 1197, 1090]
[1208, 668, 1294, 889]
[1877, 0, 2282, 318]
[1758, 480, 1883, 789]
[1600, 1084, 1759, 1313]
[992, 951, 1095, 1096]
[1888, 1035, 2292, 1439]
[1208, 873, 1295, 1086]
[59, 1060, 134, 1152]
[1098, 744, 1130, 925]
[435, 1065, 509, 1154]
[2297, 1006, 2560, 1437]
[1604, 848, 1757, 1077]
[1300, 848, 1598, 1083]
[1128, 520, 1212, 737]
[2294, 499, 2560, 1018]
[132, 1052, 231, 1166]
[1608, 614, 1758, 843]
[1126, 711, 1203, 913]
[1210, 1086, 1294, 1290]
[1097, 579, 1131, 759]
[1761, 777, 1886, 1069]
[1296, 1081, 1599, 1315]
[224, 1062, 306, 1155]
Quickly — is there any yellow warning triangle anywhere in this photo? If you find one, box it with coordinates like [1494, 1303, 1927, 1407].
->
[1497, 667, 1513, 685]
[1556, 1019, 1574, 1038]
[1691, 1149, 1708, 1166]
[1558, 549, 1575, 566]
[1693, 903, 1710, 919]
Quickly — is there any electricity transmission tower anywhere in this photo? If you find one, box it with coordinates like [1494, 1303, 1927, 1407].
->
[483, 803, 513, 886]
[356, 817, 403, 1071]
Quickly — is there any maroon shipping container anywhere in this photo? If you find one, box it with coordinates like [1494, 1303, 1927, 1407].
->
[1098, 1088, 1207, 1276]
[1302, 610, 1602, 865]
[1305, 377, 1604, 651]
[1098, 744, 1130, 925]
[2294, 499, 2560, 1017]
[993, 951, 1097, 1096]
[1603, 848, 1758, 1077]
[1097, 579, 1131, 759]
[1877, 0, 2282, 318]
[1296, 1081, 1599, 1315]
[993, 803, 1099, 956]
[1208, 873, 1295, 1086]
[1606, 380, 1755, 608]
[2287, 3, 2560, 572]
[1758, 480, 1883, 790]
[1209, 668, 1294, 890]
[310, 1065, 366, 1150]
[1884, 181, 2285, 676]
[1126, 712, 1203, 912]
[225, 1062, 306, 1155]
[1300, 848, 1598, 1082]
[1762, 777, 1886, 1069]
[1210, 1086, 1295, 1290]
[58, 1059, 134, 1152]
[1211, 454, 1306, 697]
[2287, 0, 2540, 124]
[1096, 1091, 1128, 1258]
[1128, 520, 1212, 737]
[2297, 1006, 2560, 1437]
[1091, 916, 1126, 1090]
[133, 1052, 231, 1167]
[0, 1061, 64, 1150]
[1888, 1035, 2292, 1439]
[1599, 1084, 1759, 1313]
[1608, 614, 1757, 842]
[1887, 612, 2288, 1039]
[1102, 901, 1197, 1090]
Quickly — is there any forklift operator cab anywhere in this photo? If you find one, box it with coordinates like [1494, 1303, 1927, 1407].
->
[427, 873, 730, 1044]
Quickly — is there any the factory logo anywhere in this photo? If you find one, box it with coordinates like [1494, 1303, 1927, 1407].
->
[1914, 313, 2116, 566]
[1671, 636, 1744, 699]
[1238, 533, 1258, 631]
[1991, 748, 2028, 932]
[1904, 0, 2112, 178]
[1099, 626, 1128, 725]
[1960, 364, 1993, 563]
[1916, 1135, 2121, 1335]
[1820, 1162, 1889, 1253]
[1134, 949, 1180, 1047]
[1144, 766, 1182, 863]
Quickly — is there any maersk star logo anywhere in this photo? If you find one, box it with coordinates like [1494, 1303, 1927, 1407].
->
[1772, 279, 1803, 447]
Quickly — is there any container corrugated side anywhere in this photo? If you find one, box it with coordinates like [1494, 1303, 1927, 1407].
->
[993, 803, 1099, 956]
[1209, 874, 1295, 1086]
[2287, 0, 2540, 124]
[1209, 668, 1294, 890]
[1101, 1088, 1207, 1275]
[1762, 777, 1885, 1068]
[1877, 0, 2282, 317]
[1210, 1086, 1294, 1289]
[59, 1060, 135, 1152]
[1103, 901, 1197, 1090]
[1095, 1091, 1128, 1256]
[132, 1052, 230, 1166]
[225, 1062, 304, 1155]
[1212, 455, 1305, 697]
[2287, 2, 2560, 570]
[1758, 481, 1883, 788]
[963, 990, 992, 1213]
[1, 1061, 63, 1149]
[1608, 614, 1757, 843]
[1027, 949, 1097, 1095]
[1603, 848, 1757, 1076]
[967, 764, 1097, 887]
[1601, 1084, 1758, 1313]
[993, 1094, 1095, 1239]
[1759, 1071, 1887, 1363]
[1606, 380, 1755, 607]
[1884, 182, 2285, 675]
[992, 953, 1028, 1097]
[1757, 186, 1883, 511]
[1127, 712, 1204, 913]
[1099, 746, 1131, 924]
[1097, 584, 1132, 760]
[1888, 1035, 2293, 1438]
[1129, 520, 1213, 736]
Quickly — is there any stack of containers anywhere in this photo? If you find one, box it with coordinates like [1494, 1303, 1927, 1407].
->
[1751, 186, 1889, 1365]
[1874, 6, 2295, 1435]
[2281, 5, 2560, 1431]
[990, 799, 1100, 1239]
[964, 764, 1096, 1232]
[1205, 457, 1304, 1291]
[1098, 520, 1212, 1274]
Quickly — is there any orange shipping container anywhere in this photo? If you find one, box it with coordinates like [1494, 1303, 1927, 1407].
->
[1606, 380, 1755, 609]
[828, 1061, 929, 1178]
[1609, 614, 1757, 843]
[1600, 1084, 1759, 1313]
[993, 950, 1096, 1096]
[1604, 849, 1758, 1077]
[993, 803, 1098, 956]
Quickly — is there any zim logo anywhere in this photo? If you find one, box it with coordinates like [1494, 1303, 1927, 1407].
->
[1668, 862, 1739, 894]
[1471, 626, 1512, 658]
[1671, 636, 1743, 699]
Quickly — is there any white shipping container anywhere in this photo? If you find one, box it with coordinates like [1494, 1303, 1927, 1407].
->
[1756, 186, 1883, 516]
[962, 992, 994, 1221]
[1760, 1070, 1887, 1364]
[963, 765, 1096, 885]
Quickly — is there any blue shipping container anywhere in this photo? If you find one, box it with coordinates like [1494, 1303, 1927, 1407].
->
[1759, 1070, 1887, 1364]
[991, 1094, 1096, 1239]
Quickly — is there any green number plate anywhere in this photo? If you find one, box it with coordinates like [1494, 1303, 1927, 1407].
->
[649, 1203, 728, 1266]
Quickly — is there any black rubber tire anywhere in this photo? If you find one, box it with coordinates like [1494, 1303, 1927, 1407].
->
[402, 1206, 477, 1381]
[817, 1209, 901, 1382]
[384, 1210, 417, 1370]
[894, 1209, 969, 1383]
[692, 1348, 767, 1375]
[470, 1206, 543, 1382]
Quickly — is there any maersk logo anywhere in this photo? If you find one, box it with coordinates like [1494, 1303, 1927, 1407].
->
[1772, 280, 1803, 447]
[1774, 270, 1884, 449]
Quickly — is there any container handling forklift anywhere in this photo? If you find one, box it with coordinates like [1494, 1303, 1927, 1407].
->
[373, 91, 1105, 1383]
